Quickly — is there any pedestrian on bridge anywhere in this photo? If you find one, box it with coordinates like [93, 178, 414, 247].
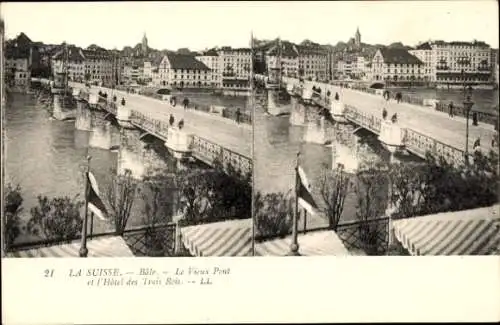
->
[395, 92, 402, 104]
[382, 107, 388, 120]
[391, 113, 398, 124]
[448, 101, 454, 117]
[236, 107, 241, 124]
[472, 112, 478, 126]
[169, 114, 175, 126]
[121, 98, 126, 106]
[335, 92, 339, 101]
[178, 119, 185, 130]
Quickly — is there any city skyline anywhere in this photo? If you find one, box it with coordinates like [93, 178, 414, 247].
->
[1, 1, 499, 51]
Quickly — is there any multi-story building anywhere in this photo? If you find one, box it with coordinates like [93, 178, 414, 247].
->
[196, 48, 221, 88]
[490, 48, 498, 86]
[336, 59, 355, 77]
[371, 48, 424, 84]
[5, 33, 33, 88]
[218, 47, 252, 90]
[265, 40, 299, 78]
[410, 40, 493, 86]
[82, 45, 113, 86]
[122, 59, 144, 85]
[157, 53, 211, 88]
[51, 45, 85, 82]
[296, 40, 328, 81]
[409, 43, 434, 82]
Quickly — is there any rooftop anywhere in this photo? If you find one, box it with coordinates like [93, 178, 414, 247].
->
[166, 53, 210, 71]
[53, 46, 85, 62]
[379, 48, 423, 65]
[266, 40, 299, 58]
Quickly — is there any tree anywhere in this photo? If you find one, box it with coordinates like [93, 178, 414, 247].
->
[254, 191, 293, 240]
[4, 184, 24, 250]
[319, 165, 351, 230]
[175, 159, 251, 227]
[104, 168, 138, 235]
[354, 161, 390, 255]
[141, 167, 177, 256]
[27, 195, 84, 242]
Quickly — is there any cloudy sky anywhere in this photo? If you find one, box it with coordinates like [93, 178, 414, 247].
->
[2, 1, 498, 50]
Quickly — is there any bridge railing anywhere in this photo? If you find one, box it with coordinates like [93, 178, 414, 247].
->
[129, 110, 170, 140]
[344, 105, 382, 134]
[402, 128, 467, 166]
[191, 135, 252, 179]
[434, 101, 498, 126]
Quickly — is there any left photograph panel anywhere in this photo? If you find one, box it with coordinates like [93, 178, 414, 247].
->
[1, 3, 253, 258]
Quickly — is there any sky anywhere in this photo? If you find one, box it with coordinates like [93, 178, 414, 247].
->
[1, 1, 499, 51]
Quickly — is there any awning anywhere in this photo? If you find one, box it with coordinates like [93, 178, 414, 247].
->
[256, 230, 351, 256]
[393, 205, 500, 256]
[7, 236, 135, 258]
[180, 218, 252, 257]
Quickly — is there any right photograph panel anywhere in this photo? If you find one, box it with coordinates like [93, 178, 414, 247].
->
[251, 24, 499, 257]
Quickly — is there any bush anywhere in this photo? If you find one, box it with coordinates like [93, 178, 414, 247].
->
[176, 159, 252, 226]
[27, 195, 84, 242]
[104, 168, 139, 235]
[254, 191, 293, 240]
[4, 184, 24, 249]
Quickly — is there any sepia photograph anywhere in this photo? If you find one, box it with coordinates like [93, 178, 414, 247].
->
[250, 1, 499, 256]
[1, 1, 499, 259]
[2, 2, 253, 258]
[1, 1, 499, 324]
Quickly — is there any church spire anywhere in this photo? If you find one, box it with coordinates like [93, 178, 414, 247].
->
[355, 27, 361, 47]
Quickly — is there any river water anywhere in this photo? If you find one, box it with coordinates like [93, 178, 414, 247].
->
[4, 93, 118, 241]
[392, 87, 499, 113]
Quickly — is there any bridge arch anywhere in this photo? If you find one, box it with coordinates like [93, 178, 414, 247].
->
[369, 82, 385, 89]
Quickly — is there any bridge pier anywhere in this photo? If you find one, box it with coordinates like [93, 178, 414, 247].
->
[75, 100, 92, 131]
[290, 96, 307, 126]
[89, 110, 116, 150]
[303, 116, 333, 145]
[378, 120, 405, 161]
[330, 100, 347, 123]
[164, 127, 194, 170]
[116, 103, 134, 129]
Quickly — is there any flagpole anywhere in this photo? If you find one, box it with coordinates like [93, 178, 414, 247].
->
[288, 151, 300, 256]
[89, 212, 94, 239]
[303, 208, 307, 234]
[79, 155, 91, 258]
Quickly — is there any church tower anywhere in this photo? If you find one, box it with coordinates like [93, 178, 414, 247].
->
[142, 32, 148, 56]
[355, 27, 361, 47]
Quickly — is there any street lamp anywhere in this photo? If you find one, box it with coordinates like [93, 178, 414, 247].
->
[463, 94, 474, 163]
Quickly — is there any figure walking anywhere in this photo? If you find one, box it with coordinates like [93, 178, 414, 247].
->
[448, 101, 454, 117]
[382, 107, 388, 120]
[169, 114, 175, 126]
[235, 107, 241, 124]
[472, 112, 478, 126]
[178, 119, 185, 130]
[391, 113, 398, 124]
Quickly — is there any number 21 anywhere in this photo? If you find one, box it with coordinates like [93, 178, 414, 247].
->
[44, 269, 54, 278]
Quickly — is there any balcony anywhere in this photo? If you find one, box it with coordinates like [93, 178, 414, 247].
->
[436, 65, 449, 71]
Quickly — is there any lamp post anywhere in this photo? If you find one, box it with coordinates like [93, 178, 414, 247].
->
[463, 95, 474, 164]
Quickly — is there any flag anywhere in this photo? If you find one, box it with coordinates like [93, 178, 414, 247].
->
[87, 171, 108, 221]
[297, 166, 318, 215]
